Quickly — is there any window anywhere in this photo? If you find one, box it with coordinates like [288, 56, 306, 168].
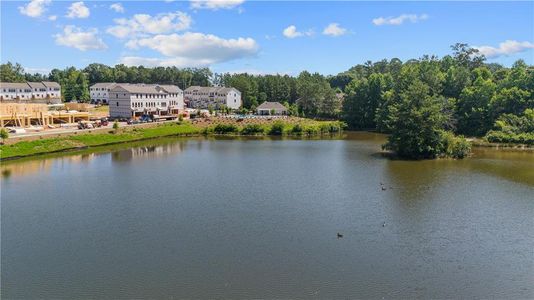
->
[116, 102, 119, 106]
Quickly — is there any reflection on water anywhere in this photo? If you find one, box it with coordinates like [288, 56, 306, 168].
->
[111, 141, 186, 162]
[1, 133, 533, 299]
[1, 138, 192, 178]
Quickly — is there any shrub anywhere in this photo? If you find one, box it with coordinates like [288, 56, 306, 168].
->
[213, 123, 238, 134]
[319, 123, 332, 133]
[112, 121, 119, 132]
[441, 131, 471, 159]
[241, 124, 264, 135]
[269, 121, 285, 135]
[0, 128, 8, 144]
[178, 114, 183, 122]
[304, 125, 320, 135]
[291, 124, 303, 135]
[486, 130, 534, 145]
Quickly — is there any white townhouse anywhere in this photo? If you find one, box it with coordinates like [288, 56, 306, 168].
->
[0, 81, 61, 103]
[0, 82, 32, 101]
[108, 83, 184, 119]
[184, 86, 241, 110]
[42, 81, 61, 99]
[27, 82, 47, 99]
[89, 82, 117, 104]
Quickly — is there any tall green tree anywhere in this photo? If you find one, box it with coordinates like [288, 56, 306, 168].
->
[384, 80, 451, 159]
[456, 68, 497, 136]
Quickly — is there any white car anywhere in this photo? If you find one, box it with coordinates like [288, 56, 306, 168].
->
[8, 128, 27, 134]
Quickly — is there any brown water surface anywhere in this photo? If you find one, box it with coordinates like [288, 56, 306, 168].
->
[1, 132, 533, 299]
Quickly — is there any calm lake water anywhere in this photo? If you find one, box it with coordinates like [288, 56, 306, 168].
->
[1, 132, 533, 299]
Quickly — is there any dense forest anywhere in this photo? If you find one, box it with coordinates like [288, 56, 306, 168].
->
[1, 43, 533, 158]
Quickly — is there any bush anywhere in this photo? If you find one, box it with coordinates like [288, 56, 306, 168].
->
[486, 130, 534, 145]
[441, 131, 471, 159]
[291, 124, 303, 135]
[213, 124, 238, 134]
[112, 121, 119, 132]
[240, 124, 264, 135]
[0, 128, 8, 144]
[269, 121, 285, 135]
[304, 125, 320, 135]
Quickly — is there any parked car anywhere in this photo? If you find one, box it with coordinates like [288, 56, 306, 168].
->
[78, 121, 94, 129]
[8, 128, 26, 134]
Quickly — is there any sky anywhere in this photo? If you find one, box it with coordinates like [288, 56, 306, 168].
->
[1, 0, 533, 76]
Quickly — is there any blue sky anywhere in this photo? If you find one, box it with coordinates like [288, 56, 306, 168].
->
[1, 1, 533, 75]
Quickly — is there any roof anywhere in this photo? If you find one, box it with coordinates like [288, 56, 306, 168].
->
[0, 82, 30, 89]
[157, 84, 182, 93]
[90, 82, 117, 89]
[27, 82, 46, 89]
[184, 86, 240, 94]
[111, 83, 162, 94]
[257, 101, 287, 110]
[42, 81, 61, 88]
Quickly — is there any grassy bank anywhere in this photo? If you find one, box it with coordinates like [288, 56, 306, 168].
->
[0, 119, 345, 160]
[0, 123, 201, 160]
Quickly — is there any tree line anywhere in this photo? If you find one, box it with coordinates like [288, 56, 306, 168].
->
[1, 62, 342, 119]
[1, 43, 532, 158]
[0, 63, 212, 103]
[337, 43, 533, 157]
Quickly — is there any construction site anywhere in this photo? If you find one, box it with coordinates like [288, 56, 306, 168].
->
[0, 103, 90, 129]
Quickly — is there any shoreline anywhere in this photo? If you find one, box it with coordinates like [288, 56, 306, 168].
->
[0, 118, 344, 161]
[2, 120, 533, 162]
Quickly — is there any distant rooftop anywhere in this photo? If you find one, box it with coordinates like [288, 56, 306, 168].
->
[257, 101, 287, 110]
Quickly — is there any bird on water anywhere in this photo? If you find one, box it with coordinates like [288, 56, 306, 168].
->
[337, 232, 343, 238]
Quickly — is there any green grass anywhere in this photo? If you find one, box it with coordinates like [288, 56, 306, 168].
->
[0, 120, 344, 160]
[0, 122, 201, 160]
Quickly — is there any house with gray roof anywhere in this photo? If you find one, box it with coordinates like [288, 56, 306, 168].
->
[0, 81, 61, 103]
[256, 101, 288, 115]
[108, 83, 184, 118]
[42, 82, 61, 100]
[90, 82, 117, 104]
[184, 86, 241, 110]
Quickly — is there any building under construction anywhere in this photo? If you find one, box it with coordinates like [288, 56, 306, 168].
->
[0, 103, 89, 128]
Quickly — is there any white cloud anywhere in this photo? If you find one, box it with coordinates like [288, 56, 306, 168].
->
[18, 0, 51, 18]
[475, 40, 534, 58]
[121, 32, 258, 67]
[54, 25, 107, 51]
[107, 11, 192, 38]
[323, 23, 347, 37]
[190, 0, 245, 10]
[372, 14, 428, 26]
[119, 56, 213, 68]
[282, 25, 313, 39]
[48, 15, 57, 21]
[110, 3, 125, 13]
[283, 25, 301, 38]
[66, 2, 90, 19]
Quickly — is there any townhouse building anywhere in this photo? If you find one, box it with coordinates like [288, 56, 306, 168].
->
[89, 82, 117, 104]
[184, 86, 241, 110]
[0, 81, 61, 103]
[108, 83, 184, 119]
